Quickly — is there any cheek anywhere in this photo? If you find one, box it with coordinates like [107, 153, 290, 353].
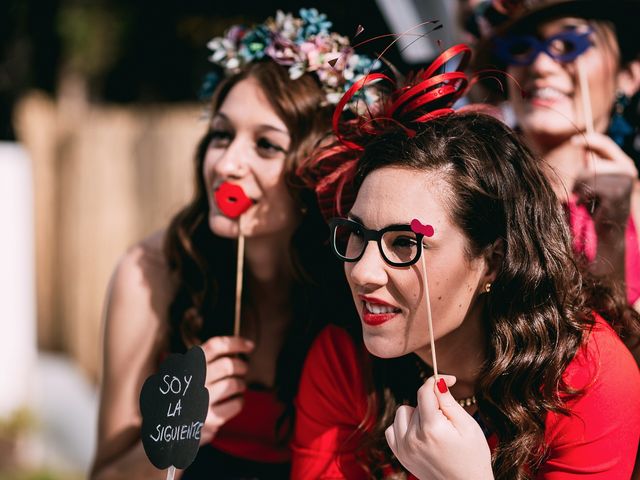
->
[258, 161, 287, 192]
[344, 264, 357, 292]
[429, 257, 482, 324]
[401, 273, 422, 310]
[583, 52, 616, 112]
[506, 65, 524, 82]
[506, 68, 527, 108]
[202, 150, 219, 183]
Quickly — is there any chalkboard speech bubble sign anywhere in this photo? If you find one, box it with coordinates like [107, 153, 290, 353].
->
[140, 346, 209, 471]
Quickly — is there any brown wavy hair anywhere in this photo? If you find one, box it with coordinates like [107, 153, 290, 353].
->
[349, 112, 640, 479]
[163, 60, 355, 436]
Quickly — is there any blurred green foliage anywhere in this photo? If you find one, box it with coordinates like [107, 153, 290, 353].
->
[0, 408, 36, 439]
[56, 2, 130, 78]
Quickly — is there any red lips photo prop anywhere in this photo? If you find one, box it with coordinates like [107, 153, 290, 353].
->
[214, 182, 254, 219]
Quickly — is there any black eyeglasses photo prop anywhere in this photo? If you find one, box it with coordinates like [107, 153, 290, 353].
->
[328, 217, 428, 267]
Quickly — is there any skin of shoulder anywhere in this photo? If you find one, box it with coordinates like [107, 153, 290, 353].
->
[91, 229, 176, 475]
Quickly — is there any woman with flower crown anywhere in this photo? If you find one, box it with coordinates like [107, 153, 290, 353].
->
[89, 9, 374, 479]
[469, 0, 640, 319]
[292, 45, 640, 479]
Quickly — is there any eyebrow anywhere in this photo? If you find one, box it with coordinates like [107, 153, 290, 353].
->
[347, 213, 363, 224]
[347, 213, 413, 231]
[551, 20, 589, 32]
[212, 112, 289, 136]
[559, 23, 583, 31]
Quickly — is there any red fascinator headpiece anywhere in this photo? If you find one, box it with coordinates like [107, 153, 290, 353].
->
[300, 44, 475, 222]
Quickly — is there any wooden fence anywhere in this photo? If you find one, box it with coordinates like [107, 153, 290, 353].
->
[14, 92, 205, 380]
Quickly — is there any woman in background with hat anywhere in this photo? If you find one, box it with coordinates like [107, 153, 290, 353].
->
[474, 0, 640, 319]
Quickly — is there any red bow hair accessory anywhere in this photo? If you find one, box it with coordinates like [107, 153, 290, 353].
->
[299, 44, 473, 222]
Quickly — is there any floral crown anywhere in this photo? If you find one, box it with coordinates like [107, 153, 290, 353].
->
[202, 8, 381, 106]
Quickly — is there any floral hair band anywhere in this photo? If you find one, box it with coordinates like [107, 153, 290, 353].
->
[202, 8, 382, 107]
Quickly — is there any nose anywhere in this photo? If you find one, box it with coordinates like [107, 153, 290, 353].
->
[528, 49, 559, 74]
[347, 241, 388, 291]
[211, 137, 249, 179]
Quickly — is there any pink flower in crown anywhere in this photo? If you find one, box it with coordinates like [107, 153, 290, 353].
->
[316, 66, 342, 88]
[265, 34, 304, 66]
[299, 37, 329, 71]
[227, 25, 247, 44]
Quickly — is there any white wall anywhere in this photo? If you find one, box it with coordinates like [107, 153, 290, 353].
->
[0, 142, 37, 417]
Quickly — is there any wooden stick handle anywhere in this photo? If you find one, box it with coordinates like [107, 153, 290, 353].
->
[167, 466, 176, 480]
[421, 253, 438, 380]
[577, 59, 594, 135]
[234, 218, 245, 337]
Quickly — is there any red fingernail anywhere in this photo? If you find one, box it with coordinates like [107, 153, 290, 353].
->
[437, 378, 448, 393]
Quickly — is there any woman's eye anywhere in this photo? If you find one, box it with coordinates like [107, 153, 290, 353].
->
[256, 138, 286, 157]
[208, 130, 232, 148]
[392, 236, 418, 249]
[509, 40, 533, 56]
[549, 38, 574, 54]
[352, 226, 364, 238]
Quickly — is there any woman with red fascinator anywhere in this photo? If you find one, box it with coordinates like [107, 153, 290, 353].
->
[470, 0, 640, 320]
[293, 45, 640, 479]
[89, 9, 369, 479]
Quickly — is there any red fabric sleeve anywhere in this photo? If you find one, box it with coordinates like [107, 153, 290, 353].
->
[537, 317, 640, 479]
[291, 325, 370, 480]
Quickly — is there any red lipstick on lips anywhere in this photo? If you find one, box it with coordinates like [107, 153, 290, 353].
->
[214, 182, 255, 219]
[360, 295, 400, 326]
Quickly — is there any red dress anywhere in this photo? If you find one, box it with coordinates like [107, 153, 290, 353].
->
[211, 388, 290, 463]
[292, 319, 640, 479]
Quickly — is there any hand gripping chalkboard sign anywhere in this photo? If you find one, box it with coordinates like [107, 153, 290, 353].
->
[140, 346, 209, 479]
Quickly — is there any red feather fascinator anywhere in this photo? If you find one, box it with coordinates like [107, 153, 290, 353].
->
[300, 44, 475, 221]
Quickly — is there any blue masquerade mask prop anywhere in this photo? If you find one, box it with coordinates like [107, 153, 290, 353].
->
[494, 27, 593, 66]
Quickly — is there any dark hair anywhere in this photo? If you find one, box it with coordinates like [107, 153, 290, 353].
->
[350, 112, 639, 479]
[163, 60, 354, 438]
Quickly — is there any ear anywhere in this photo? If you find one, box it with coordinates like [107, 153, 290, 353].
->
[481, 238, 504, 285]
[616, 59, 640, 97]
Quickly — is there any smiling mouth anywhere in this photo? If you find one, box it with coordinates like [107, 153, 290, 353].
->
[362, 301, 401, 326]
[364, 301, 400, 314]
[524, 87, 571, 103]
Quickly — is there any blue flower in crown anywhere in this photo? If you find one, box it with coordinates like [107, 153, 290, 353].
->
[198, 71, 221, 100]
[298, 8, 333, 40]
[238, 24, 271, 61]
[203, 9, 383, 108]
